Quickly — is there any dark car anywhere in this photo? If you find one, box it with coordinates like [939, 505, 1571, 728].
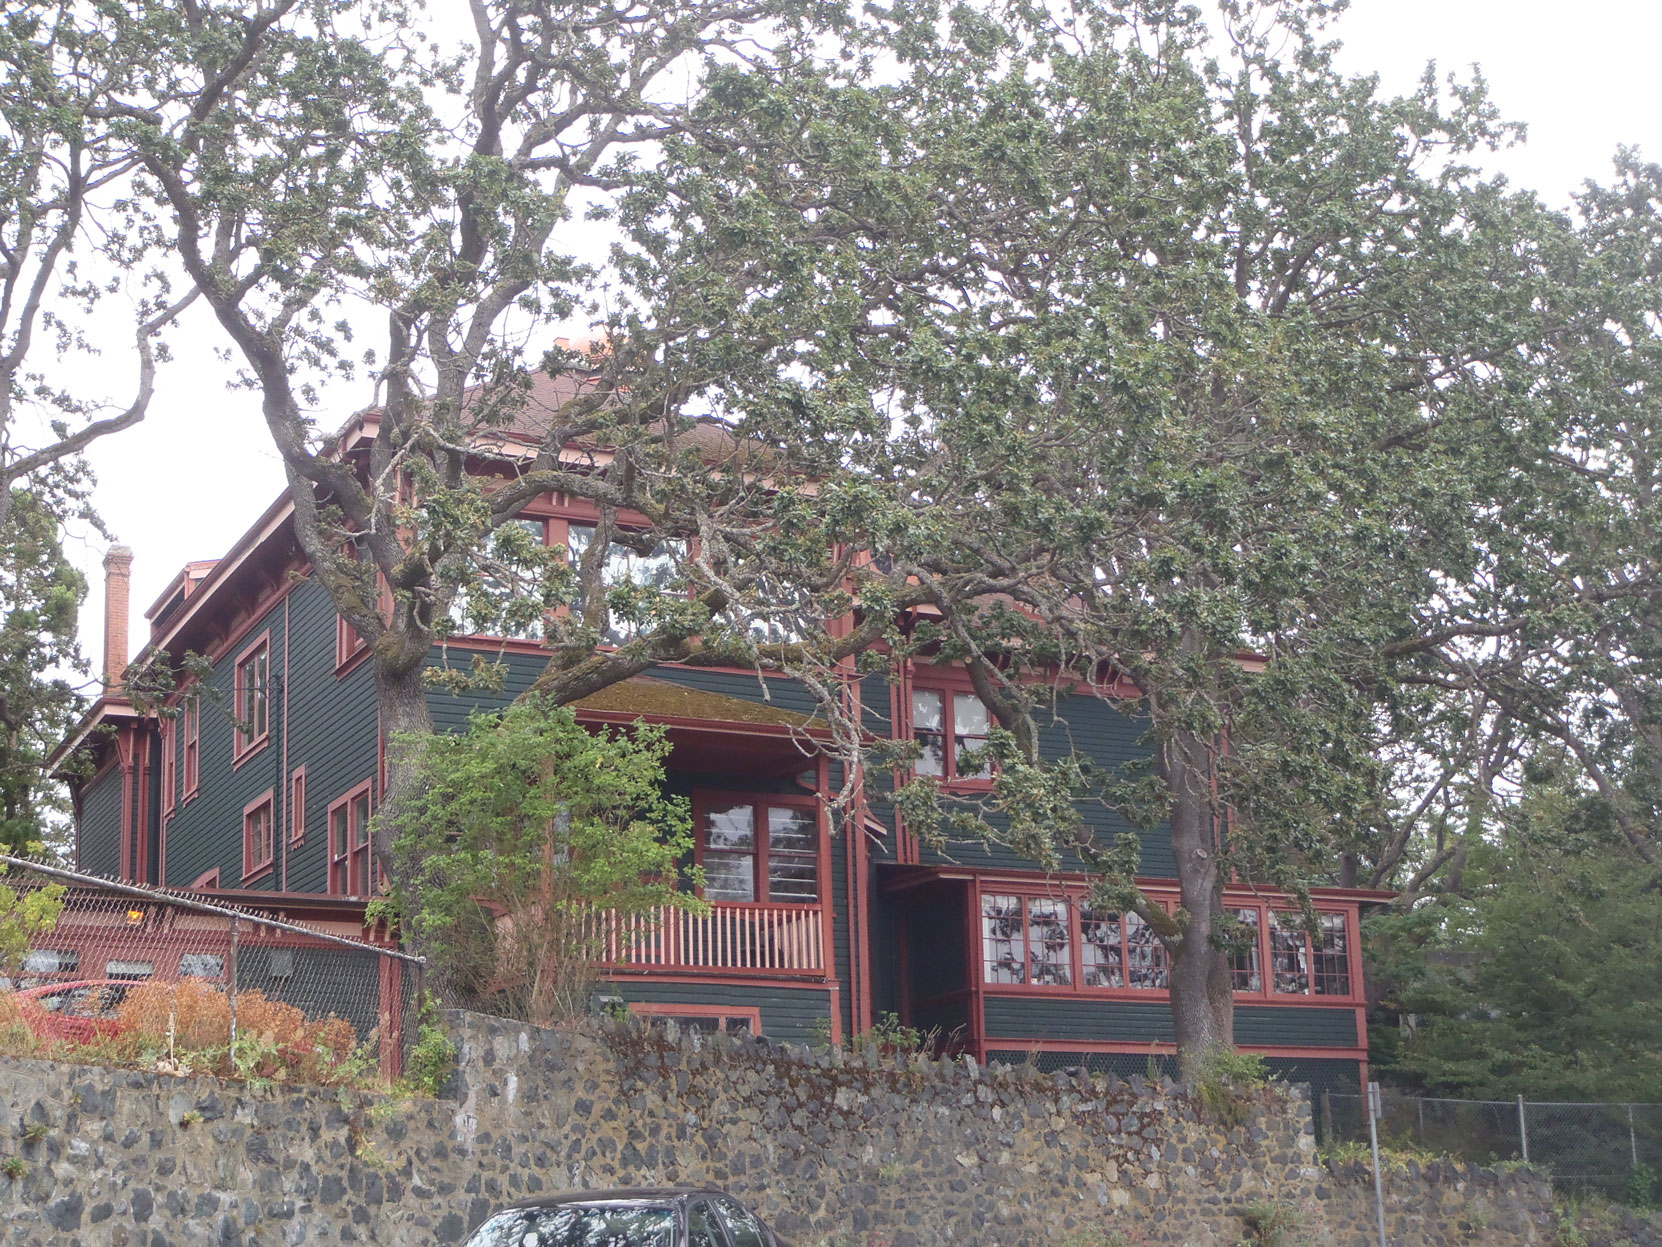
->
[461, 1188, 787, 1247]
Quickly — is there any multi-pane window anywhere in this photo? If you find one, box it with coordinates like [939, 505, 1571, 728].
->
[911, 689, 992, 780]
[1270, 912, 1311, 995]
[980, 895, 1074, 986]
[451, 518, 547, 639]
[566, 523, 686, 644]
[1027, 898, 1072, 986]
[234, 638, 270, 758]
[1313, 913, 1351, 996]
[698, 796, 819, 904]
[329, 785, 375, 896]
[980, 892, 1352, 998]
[1080, 904, 1125, 987]
[243, 794, 274, 881]
[981, 894, 1026, 984]
[1230, 907, 1263, 992]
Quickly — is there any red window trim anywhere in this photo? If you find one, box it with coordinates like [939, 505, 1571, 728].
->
[242, 790, 275, 885]
[190, 868, 221, 890]
[971, 880, 1360, 1004]
[327, 780, 376, 897]
[290, 765, 308, 845]
[908, 680, 996, 789]
[232, 630, 272, 766]
[692, 790, 824, 907]
[628, 1001, 763, 1035]
[335, 574, 394, 675]
[159, 719, 177, 822]
[181, 688, 201, 802]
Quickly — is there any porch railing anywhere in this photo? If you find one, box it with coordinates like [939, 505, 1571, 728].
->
[590, 902, 825, 974]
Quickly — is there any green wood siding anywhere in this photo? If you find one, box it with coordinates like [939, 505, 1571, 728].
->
[77, 766, 124, 879]
[282, 579, 380, 893]
[982, 997, 1357, 1048]
[605, 980, 832, 1044]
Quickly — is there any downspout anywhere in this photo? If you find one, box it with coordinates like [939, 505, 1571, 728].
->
[272, 670, 285, 892]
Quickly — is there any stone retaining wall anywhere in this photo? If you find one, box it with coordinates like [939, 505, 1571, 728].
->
[0, 1010, 1556, 1247]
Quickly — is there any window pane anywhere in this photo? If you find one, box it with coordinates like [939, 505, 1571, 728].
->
[705, 803, 755, 852]
[911, 689, 945, 776]
[702, 852, 755, 902]
[766, 806, 815, 855]
[1313, 914, 1351, 996]
[1124, 912, 1168, 988]
[953, 693, 991, 778]
[1028, 898, 1071, 986]
[687, 1203, 724, 1247]
[1080, 906, 1124, 988]
[1231, 908, 1262, 992]
[766, 806, 818, 903]
[180, 953, 225, 978]
[351, 794, 372, 848]
[766, 859, 818, 903]
[715, 1198, 768, 1247]
[1271, 913, 1310, 994]
[981, 894, 1025, 984]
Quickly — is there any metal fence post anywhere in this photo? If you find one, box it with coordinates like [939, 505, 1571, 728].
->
[1630, 1105, 1640, 1169]
[228, 915, 240, 1051]
[1517, 1094, 1529, 1165]
[1368, 1082, 1389, 1247]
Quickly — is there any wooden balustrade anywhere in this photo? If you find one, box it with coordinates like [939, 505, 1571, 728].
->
[589, 902, 824, 974]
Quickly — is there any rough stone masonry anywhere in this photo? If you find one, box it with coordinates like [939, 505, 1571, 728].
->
[0, 1010, 1555, 1247]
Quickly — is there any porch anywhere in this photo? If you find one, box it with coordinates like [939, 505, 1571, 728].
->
[592, 901, 826, 975]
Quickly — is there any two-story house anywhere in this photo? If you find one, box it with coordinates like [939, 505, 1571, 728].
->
[55, 378, 1383, 1095]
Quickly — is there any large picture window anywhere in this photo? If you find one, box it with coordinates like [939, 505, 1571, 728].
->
[910, 688, 991, 781]
[566, 523, 686, 644]
[697, 795, 820, 904]
[978, 889, 1353, 999]
[449, 517, 548, 640]
[233, 635, 270, 761]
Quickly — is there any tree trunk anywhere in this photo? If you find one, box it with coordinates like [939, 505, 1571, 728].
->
[1159, 726, 1235, 1074]
[373, 655, 435, 886]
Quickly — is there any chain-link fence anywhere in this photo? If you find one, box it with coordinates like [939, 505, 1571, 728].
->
[0, 855, 423, 1087]
[1322, 1086, 1662, 1201]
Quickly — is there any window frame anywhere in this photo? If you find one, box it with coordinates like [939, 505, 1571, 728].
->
[628, 1001, 763, 1036]
[692, 790, 824, 907]
[972, 883, 1359, 1002]
[232, 631, 272, 765]
[242, 790, 275, 884]
[908, 682, 995, 787]
[181, 687, 200, 801]
[290, 765, 307, 846]
[159, 718, 176, 823]
[564, 519, 690, 646]
[447, 515, 551, 642]
[327, 780, 376, 897]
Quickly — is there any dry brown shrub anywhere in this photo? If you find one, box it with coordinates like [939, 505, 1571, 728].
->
[117, 980, 362, 1083]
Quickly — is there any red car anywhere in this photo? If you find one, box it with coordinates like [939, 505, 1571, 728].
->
[12, 980, 137, 1044]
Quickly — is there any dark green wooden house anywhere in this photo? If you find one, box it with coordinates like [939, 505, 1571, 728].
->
[56, 392, 1381, 1095]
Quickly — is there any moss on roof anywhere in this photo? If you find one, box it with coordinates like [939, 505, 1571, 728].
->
[574, 676, 821, 730]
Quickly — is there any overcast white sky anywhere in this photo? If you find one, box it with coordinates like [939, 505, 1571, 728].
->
[64, 0, 1662, 672]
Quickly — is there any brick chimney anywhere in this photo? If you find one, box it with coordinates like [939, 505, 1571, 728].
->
[102, 545, 134, 691]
